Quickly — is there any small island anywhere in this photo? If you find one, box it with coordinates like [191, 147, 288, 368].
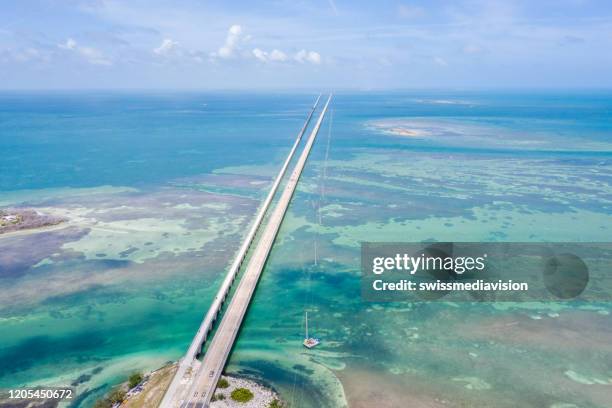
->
[0, 208, 66, 235]
[91, 363, 284, 408]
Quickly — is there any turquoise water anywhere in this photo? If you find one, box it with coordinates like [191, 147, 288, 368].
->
[1, 91, 611, 407]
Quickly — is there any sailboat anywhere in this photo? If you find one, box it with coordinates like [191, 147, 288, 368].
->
[303, 311, 320, 349]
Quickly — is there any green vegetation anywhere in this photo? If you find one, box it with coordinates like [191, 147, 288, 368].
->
[0, 213, 21, 227]
[94, 369, 142, 408]
[213, 393, 226, 401]
[217, 377, 230, 388]
[108, 388, 127, 404]
[93, 399, 112, 408]
[269, 399, 285, 408]
[93, 387, 126, 408]
[128, 372, 144, 388]
[230, 387, 254, 403]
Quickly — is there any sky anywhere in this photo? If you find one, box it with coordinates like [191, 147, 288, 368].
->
[1, 0, 612, 89]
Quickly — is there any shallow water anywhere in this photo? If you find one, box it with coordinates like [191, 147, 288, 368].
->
[1, 91, 611, 407]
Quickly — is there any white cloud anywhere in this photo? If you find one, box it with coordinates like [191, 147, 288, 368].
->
[213, 25, 320, 66]
[58, 38, 111, 66]
[215, 24, 246, 59]
[307, 51, 321, 64]
[252, 48, 267, 62]
[59, 38, 77, 51]
[79, 47, 111, 65]
[153, 39, 206, 63]
[154, 38, 179, 55]
[294, 49, 321, 64]
[294, 50, 307, 63]
[269, 49, 287, 62]
[252, 48, 288, 63]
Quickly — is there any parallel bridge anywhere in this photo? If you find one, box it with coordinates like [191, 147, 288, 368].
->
[161, 94, 332, 408]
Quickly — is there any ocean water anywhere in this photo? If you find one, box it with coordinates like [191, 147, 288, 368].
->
[1, 91, 611, 407]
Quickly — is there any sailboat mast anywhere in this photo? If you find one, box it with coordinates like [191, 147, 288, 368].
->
[305, 311, 309, 339]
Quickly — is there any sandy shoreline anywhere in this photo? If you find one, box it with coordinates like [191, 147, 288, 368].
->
[0, 221, 71, 239]
[381, 127, 429, 137]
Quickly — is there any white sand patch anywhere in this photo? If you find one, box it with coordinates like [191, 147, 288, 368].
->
[28, 203, 246, 264]
[204, 203, 231, 211]
[366, 117, 612, 151]
[378, 126, 430, 138]
[451, 376, 491, 390]
[174, 202, 230, 211]
[564, 370, 611, 385]
[319, 204, 349, 219]
[174, 203, 202, 210]
[60, 215, 244, 263]
[33, 258, 55, 268]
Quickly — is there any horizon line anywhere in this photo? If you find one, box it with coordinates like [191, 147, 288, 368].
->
[2, 86, 612, 93]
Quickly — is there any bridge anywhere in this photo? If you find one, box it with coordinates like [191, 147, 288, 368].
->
[160, 94, 332, 408]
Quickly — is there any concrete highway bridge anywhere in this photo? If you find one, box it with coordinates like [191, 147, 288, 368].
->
[160, 94, 332, 408]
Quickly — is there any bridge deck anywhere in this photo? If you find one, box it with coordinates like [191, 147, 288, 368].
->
[163, 95, 331, 408]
